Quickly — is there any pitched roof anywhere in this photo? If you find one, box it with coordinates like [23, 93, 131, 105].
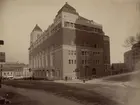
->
[57, 2, 78, 15]
[32, 24, 42, 32]
[76, 16, 102, 28]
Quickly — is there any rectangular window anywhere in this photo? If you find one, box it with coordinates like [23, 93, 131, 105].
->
[68, 50, 71, 55]
[93, 60, 95, 64]
[85, 60, 87, 64]
[69, 60, 71, 64]
[71, 51, 73, 55]
[93, 52, 95, 55]
[82, 51, 84, 55]
[85, 51, 87, 56]
[95, 60, 97, 64]
[71, 60, 73, 64]
[95, 60, 100, 65]
[75, 60, 76, 64]
[94, 44, 97, 48]
[98, 60, 100, 65]
[74, 51, 76, 55]
[89, 51, 92, 55]
[88, 60, 92, 64]
[82, 60, 84, 64]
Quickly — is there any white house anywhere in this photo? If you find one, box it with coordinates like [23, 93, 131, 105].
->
[2, 69, 14, 79]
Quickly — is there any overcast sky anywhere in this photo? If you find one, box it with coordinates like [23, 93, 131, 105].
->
[0, 0, 140, 64]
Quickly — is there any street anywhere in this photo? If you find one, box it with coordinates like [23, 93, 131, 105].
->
[1, 71, 140, 105]
[1, 78, 138, 105]
[0, 85, 82, 105]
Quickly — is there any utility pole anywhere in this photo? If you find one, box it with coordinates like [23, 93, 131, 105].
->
[0, 40, 5, 88]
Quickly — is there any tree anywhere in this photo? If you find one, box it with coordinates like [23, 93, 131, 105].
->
[124, 33, 140, 48]
[136, 33, 140, 43]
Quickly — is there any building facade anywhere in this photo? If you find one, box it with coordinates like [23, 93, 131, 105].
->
[124, 42, 140, 71]
[124, 50, 133, 71]
[29, 2, 110, 80]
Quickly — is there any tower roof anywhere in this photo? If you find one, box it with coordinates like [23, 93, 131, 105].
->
[57, 2, 78, 15]
[32, 24, 42, 32]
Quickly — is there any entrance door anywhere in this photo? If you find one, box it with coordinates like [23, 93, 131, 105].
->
[92, 68, 96, 78]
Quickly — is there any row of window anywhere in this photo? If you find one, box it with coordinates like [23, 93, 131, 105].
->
[68, 59, 100, 65]
[68, 50, 101, 56]
[32, 23, 62, 49]
[64, 21, 103, 33]
[35, 71, 46, 77]
[69, 59, 76, 64]
[82, 60, 100, 65]
[68, 50, 76, 55]
[51, 23, 61, 34]
[82, 43, 99, 48]
[81, 51, 100, 56]
[3, 72, 13, 75]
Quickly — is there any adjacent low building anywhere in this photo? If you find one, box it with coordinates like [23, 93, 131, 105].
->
[2, 62, 31, 79]
[124, 42, 140, 71]
[111, 63, 127, 75]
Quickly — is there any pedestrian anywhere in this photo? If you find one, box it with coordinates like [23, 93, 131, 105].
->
[65, 76, 68, 81]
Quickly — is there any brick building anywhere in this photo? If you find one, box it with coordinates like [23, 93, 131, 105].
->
[29, 2, 110, 80]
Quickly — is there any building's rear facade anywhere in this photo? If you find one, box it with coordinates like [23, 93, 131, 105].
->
[29, 2, 110, 80]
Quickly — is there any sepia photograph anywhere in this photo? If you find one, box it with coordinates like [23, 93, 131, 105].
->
[0, 0, 140, 105]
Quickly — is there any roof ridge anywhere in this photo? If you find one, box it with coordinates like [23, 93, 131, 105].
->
[57, 2, 78, 15]
[32, 24, 42, 32]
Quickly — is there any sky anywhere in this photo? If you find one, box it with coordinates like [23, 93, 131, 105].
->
[0, 0, 140, 64]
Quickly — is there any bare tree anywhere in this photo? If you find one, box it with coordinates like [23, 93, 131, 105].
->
[135, 33, 140, 43]
[124, 33, 140, 48]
